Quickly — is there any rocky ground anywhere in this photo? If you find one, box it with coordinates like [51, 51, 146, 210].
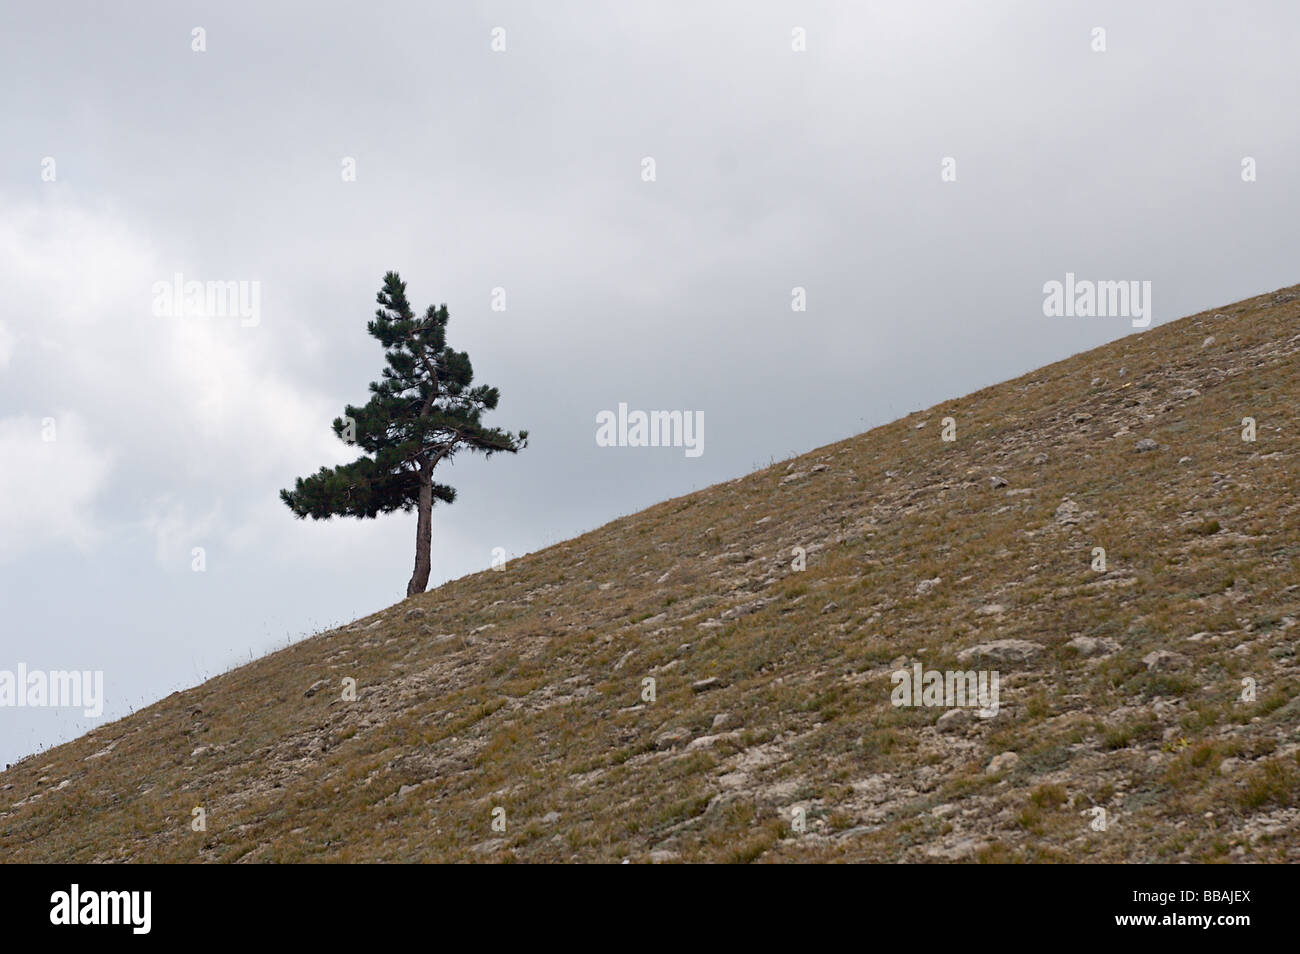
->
[3, 285, 1299, 862]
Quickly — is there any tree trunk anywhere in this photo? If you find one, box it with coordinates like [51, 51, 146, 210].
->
[406, 473, 433, 597]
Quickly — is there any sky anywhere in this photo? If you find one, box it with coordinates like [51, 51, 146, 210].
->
[2, 1, 1297, 767]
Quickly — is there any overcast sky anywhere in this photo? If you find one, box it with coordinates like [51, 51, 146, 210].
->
[2, 1, 1297, 767]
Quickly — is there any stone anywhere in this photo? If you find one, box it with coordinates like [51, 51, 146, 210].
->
[1055, 499, 1082, 524]
[654, 727, 691, 750]
[691, 677, 723, 693]
[915, 577, 942, 595]
[686, 732, 740, 751]
[957, 639, 1042, 665]
[1143, 650, 1189, 672]
[923, 837, 990, 860]
[936, 708, 971, 733]
[986, 751, 1020, 775]
[1066, 635, 1121, 657]
[404, 607, 427, 621]
[1135, 438, 1159, 452]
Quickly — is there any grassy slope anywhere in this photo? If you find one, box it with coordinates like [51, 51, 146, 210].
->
[4, 286, 1300, 863]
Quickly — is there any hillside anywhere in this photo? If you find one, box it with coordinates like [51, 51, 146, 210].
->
[4, 286, 1300, 863]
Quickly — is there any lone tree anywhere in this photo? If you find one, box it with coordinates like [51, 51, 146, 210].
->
[281, 272, 527, 596]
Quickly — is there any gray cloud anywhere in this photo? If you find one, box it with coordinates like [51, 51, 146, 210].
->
[2, 0, 1297, 765]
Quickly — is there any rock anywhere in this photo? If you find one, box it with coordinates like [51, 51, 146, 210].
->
[1135, 438, 1159, 452]
[702, 791, 748, 821]
[686, 732, 740, 751]
[1202, 336, 1216, 347]
[1055, 499, 1082, 524]
[1143, 650, 1189, 672]
[654, 727, 691, 750]
[1178, 456, 1192, 465]
[712, 712, 739, 730]
[304, 679, 329, 697]
[721, 598, 771, 620]
[811, 463, 830, 473]
[975, 604, 1005, 616]
[404, 608, 427, 621]
[691, 677, 723, 694]
[989, 475, 1009, 488]
[779, 471, 808, 485]
[957, 639, 1043, 665]
[397, 783, 421, 799]
[936, 708, 971, 733]
[821, 601, 839, 614]
[986, 751, 1020, 775]
[85, 741, 118, 761]
[1218, 758, 1242, 776]
[833, 825, 878, 839]
[540, 811, 562, 824]
[915, 577, 942, 595]
[648, 849, 679, 864]
[1032, 453, 1049, 465]
[1066, 635, 1121, 657]
[924, 836, 990, 860]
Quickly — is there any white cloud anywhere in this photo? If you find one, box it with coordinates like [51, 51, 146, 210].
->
[0, 194, 342, 562]
[142, 496, 222, 567]
[0, 412, 113, 559]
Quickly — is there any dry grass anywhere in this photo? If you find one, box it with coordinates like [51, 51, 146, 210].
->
[3, 286, 1300, 862]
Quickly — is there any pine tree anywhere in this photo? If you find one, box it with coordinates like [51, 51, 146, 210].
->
[281, 272, 527, 596]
